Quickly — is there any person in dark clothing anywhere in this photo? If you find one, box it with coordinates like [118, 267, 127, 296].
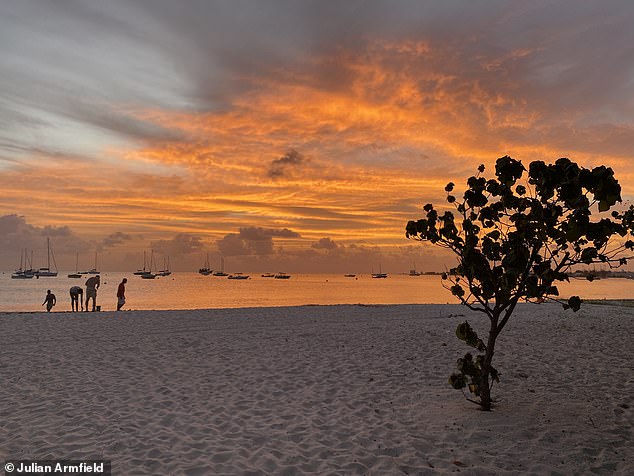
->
[42, 289, 56, 312]
[85, 275, 100, 311]
[70, 285, 83, 311]
[116, 278, 127, 311]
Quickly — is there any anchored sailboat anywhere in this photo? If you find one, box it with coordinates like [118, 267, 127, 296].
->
[141, 250, 157, 279]
[84, 252, 100, 274]
[134, 251, 148, 275]
[157, 256, 171, 276]
[371, 264, 387, 278]
[68, 252, 82, 278]
[35, 238, 58, 277]
[198, 253, 212, 275]
[213, 257, 228, 277]
[11, 249, 34, 279]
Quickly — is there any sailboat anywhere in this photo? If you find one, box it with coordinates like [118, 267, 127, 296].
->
[141, 250, 157, 279]
[371, 264, 387, 279]
[213, 257, 228, 276]
[11, 249, 34, 279]
[409, 261, 421, 276]
[24, 250, 35, 277]
[35, 238, 58, 277]
[157, 256, 171, 276]
[198, 253, 212, 275]
[85, 252, 100, 274]
[134, 251, 148, 275]
[68, 252, 82, 278]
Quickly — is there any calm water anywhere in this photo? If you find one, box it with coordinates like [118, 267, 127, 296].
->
[0, 272, 632, 313]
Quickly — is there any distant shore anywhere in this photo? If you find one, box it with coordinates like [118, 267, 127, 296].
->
[1, 303, 632, 474]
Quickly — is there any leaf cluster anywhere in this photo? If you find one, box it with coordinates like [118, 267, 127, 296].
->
[448, 322, 499, 397]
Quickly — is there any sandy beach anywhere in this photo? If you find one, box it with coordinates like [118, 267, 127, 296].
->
[1, 303, 632, 475]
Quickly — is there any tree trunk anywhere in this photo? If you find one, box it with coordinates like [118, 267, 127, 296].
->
[479, 314, 499, 411]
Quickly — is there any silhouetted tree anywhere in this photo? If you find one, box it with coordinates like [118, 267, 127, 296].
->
[406, 156, 634, 410]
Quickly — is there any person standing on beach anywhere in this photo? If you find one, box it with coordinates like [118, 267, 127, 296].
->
[42, 289, 56, 312]
[116, 278, 127, 311]
[69, 285, 83, 312]
[85, 275, 100, 312]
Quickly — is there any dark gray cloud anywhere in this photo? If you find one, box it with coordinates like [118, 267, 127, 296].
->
[267, 150, 308, 179]
[0, 214, 91, 268]
[218, 226, 301, 256]
[217, 233, 251, 257]
[150, 233, 205, 256]
[238, 227, 301, 240]
[312, 237, 339, 250]
[100, 232, 132, 250]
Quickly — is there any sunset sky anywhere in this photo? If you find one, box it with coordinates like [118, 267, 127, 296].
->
[1, 1, 634, 273]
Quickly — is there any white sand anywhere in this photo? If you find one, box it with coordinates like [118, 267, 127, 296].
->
[1, 303, 632, 475]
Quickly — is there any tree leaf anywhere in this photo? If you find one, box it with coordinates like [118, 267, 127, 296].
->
[567, 296, 582, 312]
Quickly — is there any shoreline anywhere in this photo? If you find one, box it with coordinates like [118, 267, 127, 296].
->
[0, 302, 446, 316]
[1, 303, 632, 474]
[2, 298, 634, 316]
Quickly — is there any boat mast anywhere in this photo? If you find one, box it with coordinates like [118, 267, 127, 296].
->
[50, 241, 57, 272]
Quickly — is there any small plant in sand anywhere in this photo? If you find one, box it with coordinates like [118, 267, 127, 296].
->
[406, 156, 634, 410]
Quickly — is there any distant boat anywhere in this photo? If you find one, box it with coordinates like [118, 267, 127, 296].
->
[261, 273, 275, 278]
[372, 265, 387, 279]
[24, 249, 35, 277]
[11, 249, 34, 279]
[157, 256, 171, 276]
[35, 238, 58, 277]
[141, 250, 157, 279]
[344, 274, 356, 278]
[409, 262, 422, 276]
[274, 272, 291, 279]
[199, 253, 213, 275]
[213, 257, 228, 277]
[228, 272, 249, 280]
[134, 251, 148, 275]
[68, 252, 82, 278]
[80, 252, 99, 275]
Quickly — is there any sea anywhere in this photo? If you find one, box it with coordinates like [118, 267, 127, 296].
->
[1, 272, 632, 313]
